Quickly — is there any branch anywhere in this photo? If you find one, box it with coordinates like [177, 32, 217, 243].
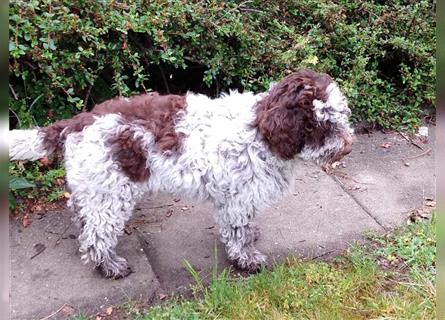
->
[398, 131, 424, 150]
[9, 108, 22, 128]
[82, 85, 92, 112]
[238, 7, 264, 13]
[9, 84, 18, 100]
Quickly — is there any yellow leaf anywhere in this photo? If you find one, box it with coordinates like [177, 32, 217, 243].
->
[305, 55, 319, 65]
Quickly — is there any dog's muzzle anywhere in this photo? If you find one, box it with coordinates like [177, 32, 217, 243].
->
[341, 134, 353, 156]
[322, 133, 354, 171]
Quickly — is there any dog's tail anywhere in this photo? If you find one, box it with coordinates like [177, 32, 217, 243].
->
[9, 129, 49, 161]
[9, 114, 95, 161]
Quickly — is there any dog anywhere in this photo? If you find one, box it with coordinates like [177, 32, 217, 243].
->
[9, 69, 353, 278]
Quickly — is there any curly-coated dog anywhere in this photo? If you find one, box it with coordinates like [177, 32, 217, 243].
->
[9, 69, 353, 278]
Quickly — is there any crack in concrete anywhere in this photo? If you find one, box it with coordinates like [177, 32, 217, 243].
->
[133, 228, 166, 294]
[329, 175, 388, 231]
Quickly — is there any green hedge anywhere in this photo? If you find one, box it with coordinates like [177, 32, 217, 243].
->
[9, 0, 435, 130]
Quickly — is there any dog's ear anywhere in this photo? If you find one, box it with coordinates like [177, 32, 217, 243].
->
[253, 70, 328, 160]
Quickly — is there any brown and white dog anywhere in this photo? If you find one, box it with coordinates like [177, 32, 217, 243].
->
[9, 69, 353, 278]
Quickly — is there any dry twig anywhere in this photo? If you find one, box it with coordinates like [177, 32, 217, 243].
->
[398, 131, 424, 150]
[401, 148, 432, 166]
[38, 303, 67, 320]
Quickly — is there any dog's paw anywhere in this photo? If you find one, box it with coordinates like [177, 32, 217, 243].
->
[97, 259, 133, 279]
[234, 250, 267, 273]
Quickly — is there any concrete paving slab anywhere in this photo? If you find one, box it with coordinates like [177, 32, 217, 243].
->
[133, 161, 382, 295]
[335, 127, 435, 228]
[10, 210, 160, 320]
[255, 161, 382, 259]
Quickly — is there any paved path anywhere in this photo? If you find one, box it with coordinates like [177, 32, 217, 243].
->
[10, 128, 435, 319]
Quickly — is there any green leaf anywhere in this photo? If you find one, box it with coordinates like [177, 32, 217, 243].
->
[48, 39, 56, 50]
[9, 41, 16, 51]
[10, 177, 35, 190]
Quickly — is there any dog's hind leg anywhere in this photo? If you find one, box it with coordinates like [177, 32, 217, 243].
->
[217, 203, 266, 272]
[63, 117, 147, 279]
[70, 184, 139, 279]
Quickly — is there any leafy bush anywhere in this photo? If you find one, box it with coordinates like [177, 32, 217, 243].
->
[9, 0, 435, 129]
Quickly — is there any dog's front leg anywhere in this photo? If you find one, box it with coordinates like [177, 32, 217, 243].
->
[217, 212, 266, 272]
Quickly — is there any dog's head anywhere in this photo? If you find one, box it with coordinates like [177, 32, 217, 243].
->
[254, 69, 353, 167]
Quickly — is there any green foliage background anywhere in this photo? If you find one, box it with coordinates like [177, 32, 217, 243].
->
[9, 0, 435, 130]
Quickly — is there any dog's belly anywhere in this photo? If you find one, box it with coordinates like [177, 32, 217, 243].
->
[144, 152, 224, 202]
[143, 142, 296, 213]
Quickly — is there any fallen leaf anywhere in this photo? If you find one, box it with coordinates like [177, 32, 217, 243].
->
[418, 211, 432, 219]
[181, 207, 188, 211]
[380, 143, 391, 149]
[61, 305, 74, 316]
[166, 209, 173, 217]
[64, 192, 71, 199]
[425, 200, 436, 207]
[106, 306, 113, 315]
[159, 293, 168, 300]
[409, 208, 432, 222]
[22, 215, 30, 228]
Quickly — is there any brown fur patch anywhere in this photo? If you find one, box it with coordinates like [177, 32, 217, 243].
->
[252, 69, 333, 160]
[40, 93, 187, 182]
[107, 125, 150, 182]
[40, 113, 96, 153]
[95, 94, 186, 153]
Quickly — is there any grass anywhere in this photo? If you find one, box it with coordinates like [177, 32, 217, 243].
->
[370, 213, 436, 300]
[74, 213, 436, 320]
